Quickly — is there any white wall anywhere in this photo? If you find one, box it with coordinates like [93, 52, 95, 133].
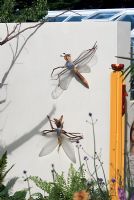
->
[0, 21, 130, 191]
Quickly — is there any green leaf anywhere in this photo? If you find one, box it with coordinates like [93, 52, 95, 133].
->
[116, 55, 134, 61]
[30, 176, 53, 194]
[10, 190, 27, 200]
[123, 66, 134, 80]
[0, 152, 14, 186]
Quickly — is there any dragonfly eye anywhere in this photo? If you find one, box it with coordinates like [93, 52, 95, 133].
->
[60, 53, 65, 57]
[60, 53, 71, 57]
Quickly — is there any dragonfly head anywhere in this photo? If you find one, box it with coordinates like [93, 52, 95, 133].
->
[61, 53, 71, 62]
[54, 115, 64, 128]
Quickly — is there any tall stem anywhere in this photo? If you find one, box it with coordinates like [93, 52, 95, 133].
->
[90, 115, 105, 199]
[97, 154, 110, 197]
[85, 159, 96, 181]
[51, 164, 56, 182]
[77, 144, 83, 176]
[24, 171, 32, 199]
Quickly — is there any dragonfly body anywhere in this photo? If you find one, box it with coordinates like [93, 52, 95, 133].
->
[64, 55, 89, 88]
[65, 60, 74, 70]
[56, 127, 62, 136]
[39, 115, 83, 163]
[55, 127, 62, 146]
[51, 42, 97, 98]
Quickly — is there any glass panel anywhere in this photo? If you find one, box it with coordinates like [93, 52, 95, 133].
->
[88, 11, 119, 19]
[67, 16, 85, 22]
[47, 16, 67, 22]
[118, 15, 134, 30]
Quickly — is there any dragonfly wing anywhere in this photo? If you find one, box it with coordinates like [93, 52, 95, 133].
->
[86, 54, 97, 67]
[61, 135, 76, 163]
[39, 133, 58, 157]
[51, 66, 66, 78]
[59, 70, 74, 90]
[73, 42, 97, 66]
[77, 64, 91, 73]
[74, 49, 97, 66]
[51, 86, 63, 99]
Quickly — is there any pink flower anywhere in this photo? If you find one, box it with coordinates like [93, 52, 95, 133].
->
[118, 188, 126, 200]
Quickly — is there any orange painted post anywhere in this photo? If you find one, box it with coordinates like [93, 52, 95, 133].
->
[116, 72, 124, 186]
[109, 71, 117, 199]
[109, 64, 126, 200]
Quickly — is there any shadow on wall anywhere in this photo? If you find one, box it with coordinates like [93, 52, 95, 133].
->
[0, 101, 11, 132]
[0, 101, 11, 114]
[0, 105, 56, 156]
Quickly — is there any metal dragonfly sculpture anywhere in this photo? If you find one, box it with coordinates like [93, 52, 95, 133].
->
[39, 115, 83, 163]
[51, 42, 97, 99]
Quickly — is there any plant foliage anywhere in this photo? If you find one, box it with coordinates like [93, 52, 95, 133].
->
[30, 164, 86, 200]
[0, 0, 47, 22]
[30, 164, 111, 200]
[0, 152, 14, 187]
[116, 56, 134, 79]
[0, 152, 27, 200]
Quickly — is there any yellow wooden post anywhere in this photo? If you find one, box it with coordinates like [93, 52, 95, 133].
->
[109, 64, 126, 200]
